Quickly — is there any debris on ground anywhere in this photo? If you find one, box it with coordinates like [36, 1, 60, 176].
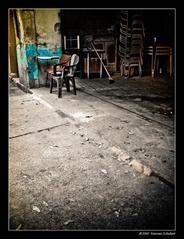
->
[132, 213, 138, 216]
[110, 146, 131, 162]
[114, 209, 121, 217]
[42, 201, 48, 207]
[85, 114, 93, 118]
[129, 159, 152, 176]
[32, 206, 41, 213]
[133, 98, 142, 102]
[111, 146, 122, 155]
[101, 169, 107, 174]
[63, 220, 74, 225]
[118, 151, 131, 162]
[16, 224, 22, 230]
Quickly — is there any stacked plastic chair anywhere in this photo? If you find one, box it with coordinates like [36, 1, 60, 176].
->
[119, 10, 131, 77]
[119, 12, 145, 78]
[128, 14, 145, 77]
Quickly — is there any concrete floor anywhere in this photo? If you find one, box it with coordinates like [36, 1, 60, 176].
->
[9, 75, 175, 231]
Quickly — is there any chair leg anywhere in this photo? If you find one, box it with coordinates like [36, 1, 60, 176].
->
[128, 66, 131, 78]
[57, 78, 62, 98]
[66, 78, 70, 92]
[72, 77, 77, 95]
[46, 72, 48, 86]
[50, 78, 53, 93]
[139, 63, 142, 77]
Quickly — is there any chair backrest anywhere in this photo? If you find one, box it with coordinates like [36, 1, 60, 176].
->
[145, 46, 172, 56]
[60, 54, 72, 66]
[155, 46, 172, 56]
[68, 54, 79, 76]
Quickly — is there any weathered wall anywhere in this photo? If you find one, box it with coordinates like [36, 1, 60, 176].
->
[14, 10, 37, 87]
[13, 9, 62, 88]
[13, 11, 26, 85]
[35, 9, 62, 85]
[9, 10, 18, 74]
[35, 9, 61, 49]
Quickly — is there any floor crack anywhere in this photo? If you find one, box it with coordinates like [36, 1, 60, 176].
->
[9, 123, 70, 139]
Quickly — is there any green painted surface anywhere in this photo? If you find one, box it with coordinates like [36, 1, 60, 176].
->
[16, 44, 28, 84]
[26, 44, 39, 81]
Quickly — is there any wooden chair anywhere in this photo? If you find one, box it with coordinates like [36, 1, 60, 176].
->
[49, 54, 79, 98]
[145, 46, 173, 77]
[154, 46, 173, 77]
[131, 15, 145, 38]
[128, 47, 143, 77]
[145, 46, 155, 77]
[128, 36, 144, 77]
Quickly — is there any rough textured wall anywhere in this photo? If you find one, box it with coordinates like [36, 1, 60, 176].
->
[14, 9, 62, 87]
[34, 9, 62, 85]
[15, 11, 29, 85]
[35, 9, 61, 49]
[20, 10, 40, 87]
[9, 10, 18, 74]
[15, 10, 37, 87]
[20, 10, 36, 44]
[26, 44, 39, 87]
[16, 43, 29, 86]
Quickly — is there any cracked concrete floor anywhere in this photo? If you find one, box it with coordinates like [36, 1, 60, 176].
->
[9, 78, 175, 230]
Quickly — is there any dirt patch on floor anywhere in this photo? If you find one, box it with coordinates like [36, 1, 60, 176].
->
[9, 77, 175, 230]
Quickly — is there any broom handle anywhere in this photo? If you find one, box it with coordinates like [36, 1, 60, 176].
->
[90, 41, 113, 80]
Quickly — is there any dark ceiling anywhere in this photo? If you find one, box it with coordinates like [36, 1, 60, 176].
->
[60, 9, 175, 46]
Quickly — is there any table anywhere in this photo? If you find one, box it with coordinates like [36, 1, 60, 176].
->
[37, 55, 60, 85]
[82, 49, 105, 79]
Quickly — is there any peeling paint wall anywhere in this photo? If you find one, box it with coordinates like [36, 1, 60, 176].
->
[14, 10, 37, 87]
[9, 10, 18, 74]
[35, 9, 61, 48]
[14, 10, 28, 85]
[16, 43, 29, 86]
[21, 10, 36, 44]
[26, 44, 39, 87]
[35, 9, 62, 85]
[13, 9, 62, 88]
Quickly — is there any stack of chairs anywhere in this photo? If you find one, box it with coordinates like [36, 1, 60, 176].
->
[119, 12, 145, 78]
[119, 10, 131, 77]
[128, 14, 145, 77]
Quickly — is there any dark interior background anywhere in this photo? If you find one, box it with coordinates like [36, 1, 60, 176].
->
[60, 9, 175, 47]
